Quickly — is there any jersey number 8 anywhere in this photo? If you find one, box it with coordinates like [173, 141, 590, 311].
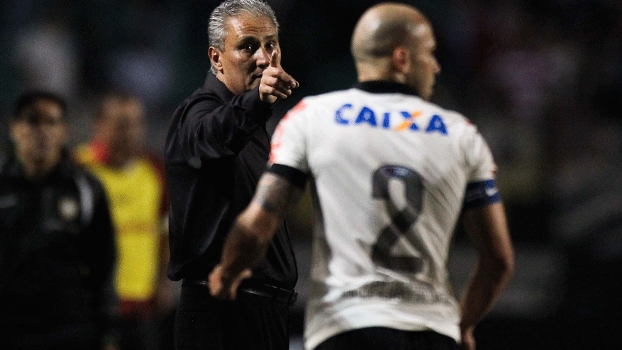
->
[372, 165, 425, 274]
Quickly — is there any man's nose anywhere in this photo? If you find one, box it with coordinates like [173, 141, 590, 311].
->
[256, 48, 271, 68]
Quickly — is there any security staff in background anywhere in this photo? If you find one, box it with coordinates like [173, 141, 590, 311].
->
[0, 91, 118, 350]
[163, 0, 299, 349]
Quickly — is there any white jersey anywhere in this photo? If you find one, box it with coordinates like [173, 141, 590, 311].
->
[269, 82, 499, 350]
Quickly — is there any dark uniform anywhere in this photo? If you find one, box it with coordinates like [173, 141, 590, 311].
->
[0, 154, 117, 350]
[165, 73, 297, 350]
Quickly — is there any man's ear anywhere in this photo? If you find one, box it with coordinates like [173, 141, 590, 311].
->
[392, 46, 410, 74]
[208, 47, 223, 73]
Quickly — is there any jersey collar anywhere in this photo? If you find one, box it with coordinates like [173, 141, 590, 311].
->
[354, 80, 420, 97]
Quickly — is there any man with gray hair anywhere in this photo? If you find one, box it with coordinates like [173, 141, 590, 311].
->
[164, 0, 299, 349]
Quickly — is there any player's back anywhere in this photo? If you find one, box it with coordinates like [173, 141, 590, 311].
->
[272, 83, 496, 349]
[300, 87, 474, 286]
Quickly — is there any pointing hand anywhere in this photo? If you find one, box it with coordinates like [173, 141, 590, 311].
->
[260, 50, 299, 103]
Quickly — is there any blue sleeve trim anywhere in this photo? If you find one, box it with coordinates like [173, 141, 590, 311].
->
[463, 179, 501, 211]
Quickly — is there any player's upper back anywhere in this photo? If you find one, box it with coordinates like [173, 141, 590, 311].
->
[272, 81, 486, 185]
[271, 81, 496, 246]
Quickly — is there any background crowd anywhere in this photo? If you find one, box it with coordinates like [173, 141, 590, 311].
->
[1, 0, 621, 349]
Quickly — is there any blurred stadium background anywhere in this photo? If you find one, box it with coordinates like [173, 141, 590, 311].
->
[1, 0, 621, 349]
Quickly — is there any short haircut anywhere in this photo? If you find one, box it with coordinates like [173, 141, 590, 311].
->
[208, 0, 279, 74]
[12, 91, 67, 120]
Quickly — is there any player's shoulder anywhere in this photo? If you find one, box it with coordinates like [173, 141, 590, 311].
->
[283, 88, 357, 120]
[300, 88, 359, 105]
[419, 99, 467, 122]
[419, 99, 480, 133]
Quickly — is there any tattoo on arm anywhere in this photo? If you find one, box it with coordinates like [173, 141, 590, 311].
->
[218, 173, 304, 279]
[254, 173, 304, 217]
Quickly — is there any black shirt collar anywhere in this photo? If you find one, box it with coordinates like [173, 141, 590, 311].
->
[353, 80, 420, 97]
[203, 72, 236, 102]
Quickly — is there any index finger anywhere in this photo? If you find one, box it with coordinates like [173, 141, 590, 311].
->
[270, 50, 279, 68]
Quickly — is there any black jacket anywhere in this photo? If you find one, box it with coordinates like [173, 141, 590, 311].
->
[0, 154, 117, 348]
[164, 73, 297, 289]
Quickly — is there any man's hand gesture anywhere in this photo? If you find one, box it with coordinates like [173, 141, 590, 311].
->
[259, 50, 299, 104]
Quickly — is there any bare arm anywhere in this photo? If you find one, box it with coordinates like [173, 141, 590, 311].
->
[459, 202, 515, 350]
[209, 172, 304, 299]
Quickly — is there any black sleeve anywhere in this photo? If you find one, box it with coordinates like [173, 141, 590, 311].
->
[81, 174, 119, 346]
[268, 164, 309, 189]
[179, 88, 273, 161]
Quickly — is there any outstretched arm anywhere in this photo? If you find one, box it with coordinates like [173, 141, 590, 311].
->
[209, 172, 304, 299]
[458, 202, 515, 350]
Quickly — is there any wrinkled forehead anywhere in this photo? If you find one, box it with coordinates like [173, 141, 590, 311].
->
[224, 14, 278, 43]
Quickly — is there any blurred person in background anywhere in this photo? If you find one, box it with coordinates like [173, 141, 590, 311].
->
[209, 3, 514, 350]
[164, 0, 300, 349]
[74, 92, 175, 350]
[0, 91, 118, 350]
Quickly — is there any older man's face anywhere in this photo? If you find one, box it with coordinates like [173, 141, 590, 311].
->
[210, 14, 279, 95]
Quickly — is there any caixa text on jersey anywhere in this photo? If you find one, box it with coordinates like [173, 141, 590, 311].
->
[335, 104, 448, 135]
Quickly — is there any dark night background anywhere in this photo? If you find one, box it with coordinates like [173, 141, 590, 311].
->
[1, 0, 621, 348]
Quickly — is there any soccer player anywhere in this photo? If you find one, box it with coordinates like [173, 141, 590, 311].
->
[209, 3, 515, 350]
